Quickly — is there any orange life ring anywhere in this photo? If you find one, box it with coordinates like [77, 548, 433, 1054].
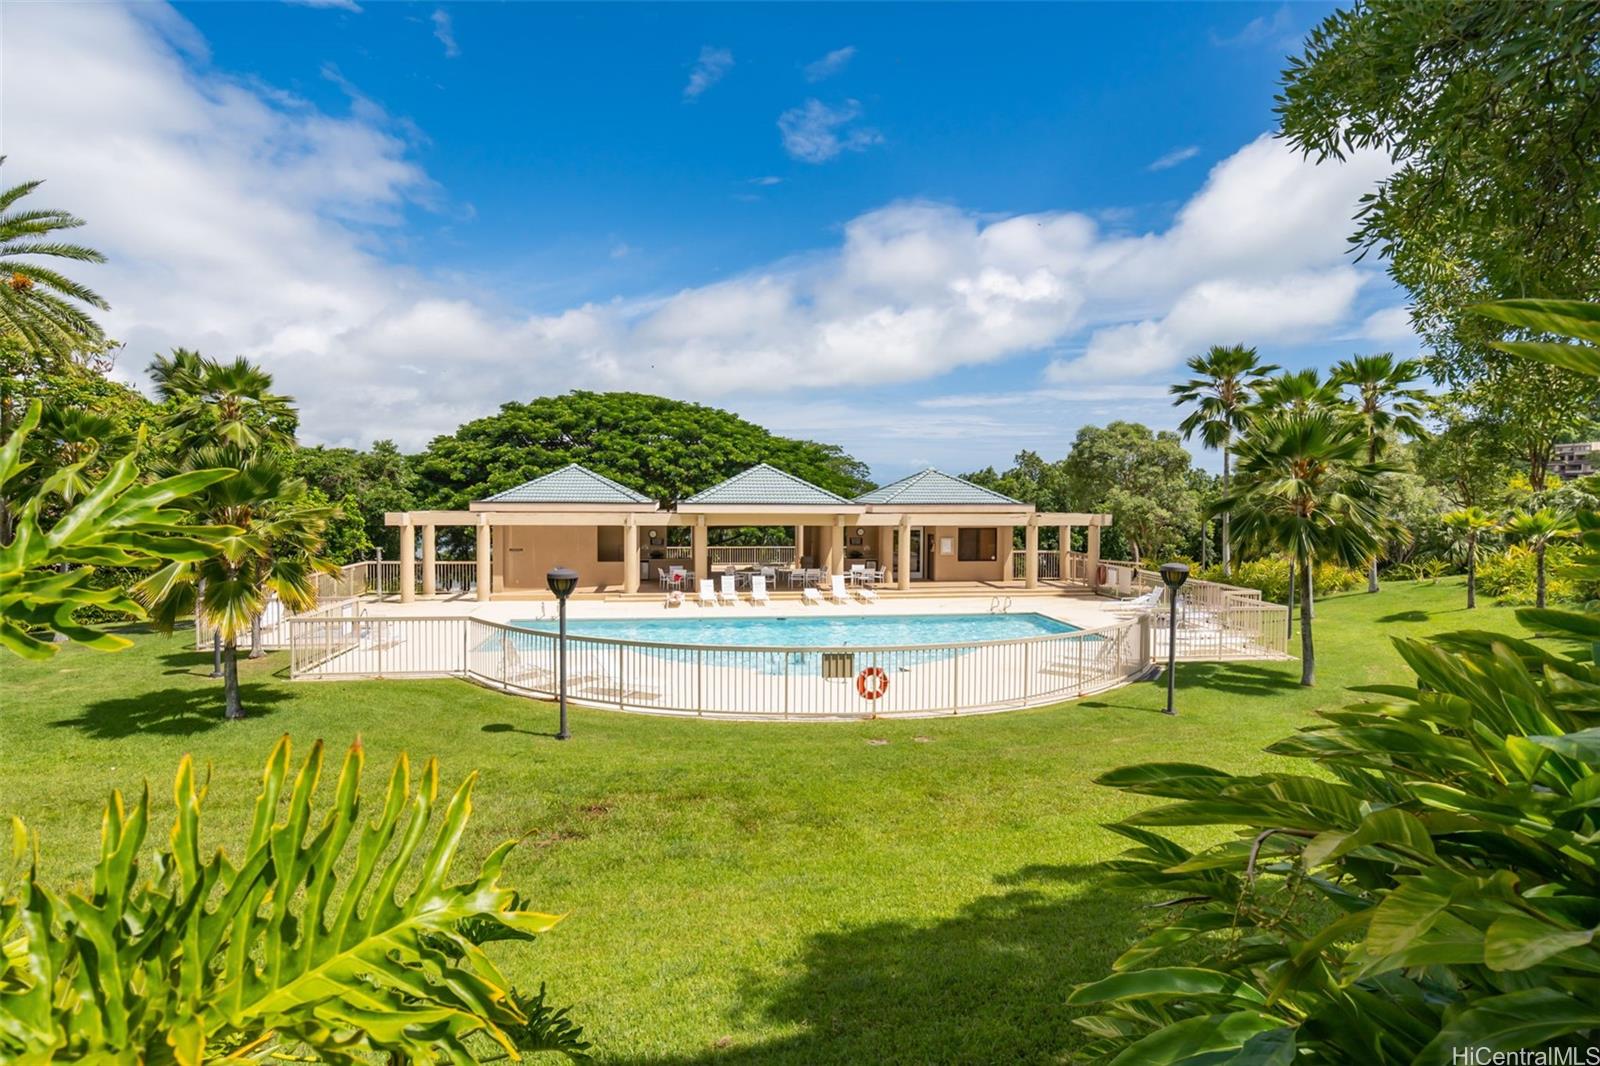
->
[1096, 564, 1108, 585]
[856, 666, 889, 700]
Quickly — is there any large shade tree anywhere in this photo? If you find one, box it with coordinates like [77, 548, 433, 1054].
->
[1060, 421, 1202, 565]
[415, 391, 873, 509]
[1278, 2, 1600, 491]
[1330, 352, 1429, 592]
[1215, 407, 1387, 686]
[1169, 344, 1278, 577]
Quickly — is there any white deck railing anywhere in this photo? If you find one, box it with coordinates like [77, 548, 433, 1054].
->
[288, 611, 1159, 718]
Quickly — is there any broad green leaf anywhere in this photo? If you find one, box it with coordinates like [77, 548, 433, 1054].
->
[1107, 1011, 1285, 1066]
[1421, 988, 1600, 1059]
[1483, 913, 1595, 972]
[1069, 967, 1268, 1007]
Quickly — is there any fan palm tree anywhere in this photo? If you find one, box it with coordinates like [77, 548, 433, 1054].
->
[0, 157, 108, 357]
[149, 348, 297, 453]
[1214, 408, 1387, 686]
[1253, 368, 1345, 413]
[1502, 508, 1575, 609]
[1331, 353, 1429, 593]
[137, 447, 332, 718]
[1440, 507, 1496, 609]
[1169, 344, 1278, 577]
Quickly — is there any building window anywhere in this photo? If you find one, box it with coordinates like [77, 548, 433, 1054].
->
[597, 526, 624, 563]
[957, 528, 997, 562]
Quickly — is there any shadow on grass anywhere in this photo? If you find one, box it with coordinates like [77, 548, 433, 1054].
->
[1376, 610, 1431, 623]
[481, 722, 563, 741]
[50, 685, 293, 739]
[617, 864, 1143, 1065]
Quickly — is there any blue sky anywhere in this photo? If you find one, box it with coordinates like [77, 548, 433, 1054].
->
[4, 2, 1411, 479]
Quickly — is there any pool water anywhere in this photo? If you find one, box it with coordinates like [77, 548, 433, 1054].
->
[508, 612, 1078, 649]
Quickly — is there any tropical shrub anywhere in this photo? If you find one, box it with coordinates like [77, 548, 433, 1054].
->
[1191, 557, 1364, 602]
[1069, 613, 1600, 1062]
[1475, 544, 1589, 605]
[1383, 557, 1451, 582]
[0, 736, 588, 1062]
[1071, 299, 1600, 1061]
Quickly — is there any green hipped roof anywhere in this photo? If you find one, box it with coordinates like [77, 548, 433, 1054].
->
[683, 463, 851, 506]
[853, 468, 1024, 506]
[481, 463, 652, 504]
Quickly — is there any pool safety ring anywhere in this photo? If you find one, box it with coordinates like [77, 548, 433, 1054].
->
[856, 666, 889, 701]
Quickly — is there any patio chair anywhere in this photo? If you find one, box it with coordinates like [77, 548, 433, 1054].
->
[828, 574, 852, 604]
[697, 579, 718, 607]
[848, 563, 866, 586]
[1113, 587, 1163, 612]
[719, 573, 741, 605]
[802, 586, 823, 606]
[750, 575, 770, 606]
[855, 582, 878, 604]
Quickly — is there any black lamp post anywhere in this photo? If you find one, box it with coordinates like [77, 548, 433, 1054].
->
[1159, 563, 1189, 717]
[546, 567, 579, 740]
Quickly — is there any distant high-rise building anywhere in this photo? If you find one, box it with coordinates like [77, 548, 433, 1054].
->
[1553, 441, 1600, 481]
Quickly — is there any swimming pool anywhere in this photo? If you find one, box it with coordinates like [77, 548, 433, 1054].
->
[508, 612, 1078, 648]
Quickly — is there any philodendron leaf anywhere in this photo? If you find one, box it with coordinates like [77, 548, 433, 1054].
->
[1217, 1028, 1297, 1066]
[1483, 914, 1596, 972]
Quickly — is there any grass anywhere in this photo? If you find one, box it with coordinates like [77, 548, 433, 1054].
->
[3, 578, 1536, 1063]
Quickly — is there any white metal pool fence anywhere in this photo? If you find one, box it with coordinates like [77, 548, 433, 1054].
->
[286, 596, 1289, 719]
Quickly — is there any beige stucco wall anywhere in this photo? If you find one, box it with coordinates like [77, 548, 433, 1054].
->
[922, 525, 1008, 582]
[491, 525, 628, 591]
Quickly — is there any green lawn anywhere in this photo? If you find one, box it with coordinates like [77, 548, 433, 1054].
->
[3, 579, 1537, 1063]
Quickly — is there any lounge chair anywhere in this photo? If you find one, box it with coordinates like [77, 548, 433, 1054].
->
[828, 574, 852, 604]
[855, 582, 878, 604]
[697, 579, 718, 607]
[1113, 587, 1164, 612]
[750, 575, 770, 606]
[719, 573, 741, 605]
[802, 586, 823, 606]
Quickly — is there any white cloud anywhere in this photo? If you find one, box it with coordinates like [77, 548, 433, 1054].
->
[285, 0, 362, 9]
[430, 8, 459, 58]
[778, 99, 883, 163]
[1147, 145, 1200, 171]
[750, 176, 783, 186]
[803, 46, 856, 82]
[683, 45, 732, 100]
[1211, 5, 1296, 49]
[7, 3, 1394, 461]
[1359, 305, 1416, 343]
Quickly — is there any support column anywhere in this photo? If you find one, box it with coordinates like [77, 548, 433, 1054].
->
[421, 524, 436, 597]
[877, 526, 893, 575]
[693, 515, 708, 586]
[623, 516, 640, 595]
[475, 519, 490, 602]
[399, 516, 416, 603]
[795, 524, 805, 568]
[1025, 518, 1039, 590]
[1058, 525, 1071, 583]
[1087, 522, 1103, 595]
[831, 516, 846, 574]
[897, 516, 911, 591]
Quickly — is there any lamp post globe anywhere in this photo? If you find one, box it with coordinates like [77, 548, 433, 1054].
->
[1159, 563, 1190, 717]
[546, 567, 579, 740]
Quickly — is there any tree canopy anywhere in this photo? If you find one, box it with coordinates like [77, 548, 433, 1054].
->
[413, 391, 873, 509]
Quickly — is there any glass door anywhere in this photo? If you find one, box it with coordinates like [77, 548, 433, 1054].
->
[909, 527, 924, 580]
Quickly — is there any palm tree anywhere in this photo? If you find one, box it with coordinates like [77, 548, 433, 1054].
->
[1502, 508, 1575, 609]
[1331, 353, 1429, 593]
[1441, 507, 1496, 609]
[1169, 344, 1279, 577]
[1214, 408, 1387, 686]
[1253, 368, 1345, 413]
[0, 157, 108, 358]
[149, 349, 297, 453]
[138, 447, 332, 718]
